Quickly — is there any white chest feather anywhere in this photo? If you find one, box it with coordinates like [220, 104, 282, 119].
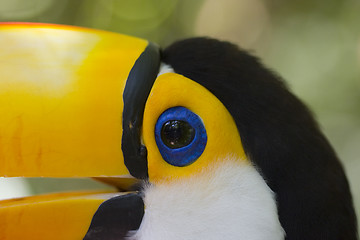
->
[129, 159, 285, 240]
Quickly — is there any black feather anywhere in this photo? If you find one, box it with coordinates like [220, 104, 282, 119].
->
[162, 37, 358, 240]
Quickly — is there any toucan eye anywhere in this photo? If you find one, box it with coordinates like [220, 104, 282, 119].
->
[155, 107, 207, 167]
[161, 120, 195, 149]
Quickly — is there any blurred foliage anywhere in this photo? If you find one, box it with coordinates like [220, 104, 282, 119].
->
[0, 0, 359, 228]
[0, 0, 204, 45]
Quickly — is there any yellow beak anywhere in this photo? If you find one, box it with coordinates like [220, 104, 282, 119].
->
[0, 23, 157, 178]
[0, 23, 159, 239]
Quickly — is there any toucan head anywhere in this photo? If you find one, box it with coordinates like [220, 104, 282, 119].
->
[0, 23, 357, 240]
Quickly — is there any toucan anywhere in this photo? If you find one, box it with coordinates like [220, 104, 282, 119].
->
[0, 23, 358, 240]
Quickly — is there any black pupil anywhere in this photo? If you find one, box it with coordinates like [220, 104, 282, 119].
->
[161, 120, 195, 149]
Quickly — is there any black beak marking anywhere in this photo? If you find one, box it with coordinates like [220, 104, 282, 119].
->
[83, 193, 144, 240]
[122, 42, 161, 180]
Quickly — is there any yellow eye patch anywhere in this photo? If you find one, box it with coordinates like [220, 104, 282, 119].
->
[142, 73, 248, 183]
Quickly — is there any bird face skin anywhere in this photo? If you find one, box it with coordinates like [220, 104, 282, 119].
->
[143, 71, 246, 182]
[0, 23, 358, 240]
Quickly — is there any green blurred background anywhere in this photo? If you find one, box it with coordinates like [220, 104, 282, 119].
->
[0, 0, 359, 228]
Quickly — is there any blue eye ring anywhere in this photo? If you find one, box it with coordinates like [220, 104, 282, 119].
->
[155, 107, 207, 167]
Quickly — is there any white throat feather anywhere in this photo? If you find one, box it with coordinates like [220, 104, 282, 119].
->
[129, 157, 285, 240]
